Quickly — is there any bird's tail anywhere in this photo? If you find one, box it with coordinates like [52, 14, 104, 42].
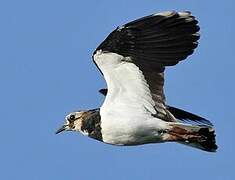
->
[165, 123, 217, 152]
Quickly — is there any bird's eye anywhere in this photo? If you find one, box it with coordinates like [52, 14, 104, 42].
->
[69, 114, 75, 121]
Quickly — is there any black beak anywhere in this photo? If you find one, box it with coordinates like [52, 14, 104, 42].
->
[55, 125, 67, 134]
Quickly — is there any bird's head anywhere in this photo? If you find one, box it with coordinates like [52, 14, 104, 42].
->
[55, 111, 87, 134]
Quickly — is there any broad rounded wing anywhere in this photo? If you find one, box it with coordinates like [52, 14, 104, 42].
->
[93, 11, 200, 121]
[95, 11, 199, 65]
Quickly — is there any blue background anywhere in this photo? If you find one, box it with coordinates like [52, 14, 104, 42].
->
[1, 0, 234, 179]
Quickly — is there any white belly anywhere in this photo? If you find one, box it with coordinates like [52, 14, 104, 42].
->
[100, 114, 168, 145]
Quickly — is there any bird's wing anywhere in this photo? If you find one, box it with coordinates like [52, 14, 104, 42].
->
[93, 11, 200, 122]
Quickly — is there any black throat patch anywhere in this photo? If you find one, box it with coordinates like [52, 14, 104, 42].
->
[80, 109, 103, 141]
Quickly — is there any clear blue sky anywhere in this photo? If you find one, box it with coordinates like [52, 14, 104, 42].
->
[0, 0, 234, 179]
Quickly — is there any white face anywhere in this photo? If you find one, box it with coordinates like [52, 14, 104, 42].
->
[56, 111, 85, 134]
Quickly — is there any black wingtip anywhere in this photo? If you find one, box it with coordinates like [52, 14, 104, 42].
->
[94, 11, 200, 66]
[167, 105, 213, 126]
[99, 88, 108, 96]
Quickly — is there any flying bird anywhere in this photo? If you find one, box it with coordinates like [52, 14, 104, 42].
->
[56, 11, 217, 152]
